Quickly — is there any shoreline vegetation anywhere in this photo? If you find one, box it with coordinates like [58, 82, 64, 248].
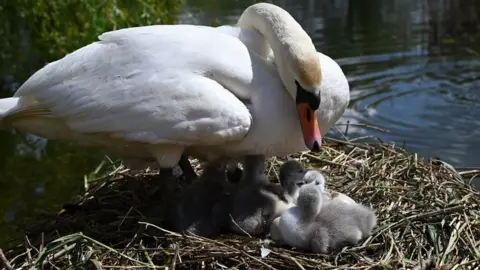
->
[0, 0, 185, 85]
[1, 136, 479, 270]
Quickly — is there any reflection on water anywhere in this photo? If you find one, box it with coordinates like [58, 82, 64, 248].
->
[0, 0, 479, 246]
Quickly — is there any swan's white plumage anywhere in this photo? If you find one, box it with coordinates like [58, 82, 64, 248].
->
[0, 4, 350, 167]
[13, 25, 253, 146]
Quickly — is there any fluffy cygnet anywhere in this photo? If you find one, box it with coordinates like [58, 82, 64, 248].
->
[279, 182, 377, 254]
[270, 160, 325, 242]
[302, 169, 357, 206]
[170, 160, 230, 237]
[225, 156, 310, 236]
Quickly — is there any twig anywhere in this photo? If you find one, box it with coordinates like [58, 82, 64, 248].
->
[335, 122, 391, 133]
[344, 120, 350, 137]
[171, 243, 180, 270]
[42, 243, 77, 268]
[229, 215, 252, 238]
[376, 205, 466, 234]
[273, 252, 306, 270]
[333, 125, 350, 142]
[0, 249, 13, 270]
[138, 222, 182, 237]
[79, 233, 163, 269]
[186, 233, 277, 270]
[457, 169, 480, 176]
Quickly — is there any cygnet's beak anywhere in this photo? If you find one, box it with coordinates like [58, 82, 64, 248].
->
[295, 82, 322, 151]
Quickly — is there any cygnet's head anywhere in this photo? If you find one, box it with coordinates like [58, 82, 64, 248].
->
[199, 161, 227, 184]
[279, 160, 307, 191]
[302, 169, 326, 193]
[278, 160, 326, 203]
[279, 159, 307, 181]
[297, 184, 323, 220]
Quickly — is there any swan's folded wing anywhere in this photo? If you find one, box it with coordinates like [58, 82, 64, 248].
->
[11, 25, 253, 145]
[10, 74, 252, 145]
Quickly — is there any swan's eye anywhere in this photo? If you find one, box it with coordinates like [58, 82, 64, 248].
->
[295, 80, 320, 110]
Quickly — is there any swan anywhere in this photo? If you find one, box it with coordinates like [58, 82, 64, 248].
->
[0, 3, 350, 183]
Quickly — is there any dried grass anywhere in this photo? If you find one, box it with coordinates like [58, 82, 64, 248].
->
[1, 137, 479, 270]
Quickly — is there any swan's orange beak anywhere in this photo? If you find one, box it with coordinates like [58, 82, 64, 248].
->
[296, 103, 322, 151]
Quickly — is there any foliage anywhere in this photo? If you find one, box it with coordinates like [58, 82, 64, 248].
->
[0, 0, 185, 82]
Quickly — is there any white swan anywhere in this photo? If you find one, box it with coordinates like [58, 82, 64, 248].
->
[0, 3, 349, 181]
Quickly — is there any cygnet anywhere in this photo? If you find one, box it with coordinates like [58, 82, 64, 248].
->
[170, 160, 230, 237]
[270, 160, 325, 242]
[225, 157, 310, 236]
[279, 182, 377, 254]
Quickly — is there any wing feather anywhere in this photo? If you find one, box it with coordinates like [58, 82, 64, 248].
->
[12, 25, 255, 145]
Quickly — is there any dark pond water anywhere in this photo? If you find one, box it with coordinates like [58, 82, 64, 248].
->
[1, 0, 479, 246]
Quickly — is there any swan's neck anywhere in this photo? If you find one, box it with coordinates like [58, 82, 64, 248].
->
[237, 3, 320, 92]
[217, 53, 306, 157]
[238, 3, 312, 54]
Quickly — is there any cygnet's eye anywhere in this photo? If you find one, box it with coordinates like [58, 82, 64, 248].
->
[315, 180, 320, 185]
[304, 176, 315, 183]
[296, 181, 304, 187]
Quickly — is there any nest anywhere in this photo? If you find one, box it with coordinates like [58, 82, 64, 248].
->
[1, 138, 479, 270]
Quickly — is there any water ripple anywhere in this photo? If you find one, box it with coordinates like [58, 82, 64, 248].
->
[337, 54, 480, 167]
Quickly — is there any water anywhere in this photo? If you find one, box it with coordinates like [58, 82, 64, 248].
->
[1, 0, 479, 246]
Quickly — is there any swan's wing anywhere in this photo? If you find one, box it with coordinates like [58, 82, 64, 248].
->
[11, 25, 254, 145]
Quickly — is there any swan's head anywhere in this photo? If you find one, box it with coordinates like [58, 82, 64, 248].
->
[280, 51, 350, 151]
[297, 184, 323, 219]
[278, 44, 323, 153]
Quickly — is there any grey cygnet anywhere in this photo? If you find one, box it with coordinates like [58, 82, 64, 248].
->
[227, 157, 318, 236]
[279, 183, 377, 254]
[170, 160, 230, 237]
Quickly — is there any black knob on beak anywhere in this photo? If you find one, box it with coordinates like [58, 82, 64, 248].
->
[295, 80, 320, 110]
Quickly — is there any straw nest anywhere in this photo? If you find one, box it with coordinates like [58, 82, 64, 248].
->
[1, 138, 479, 270]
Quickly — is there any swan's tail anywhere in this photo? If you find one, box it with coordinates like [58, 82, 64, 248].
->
[0, 97, 85, 141]
[0, 97, 20, 126]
